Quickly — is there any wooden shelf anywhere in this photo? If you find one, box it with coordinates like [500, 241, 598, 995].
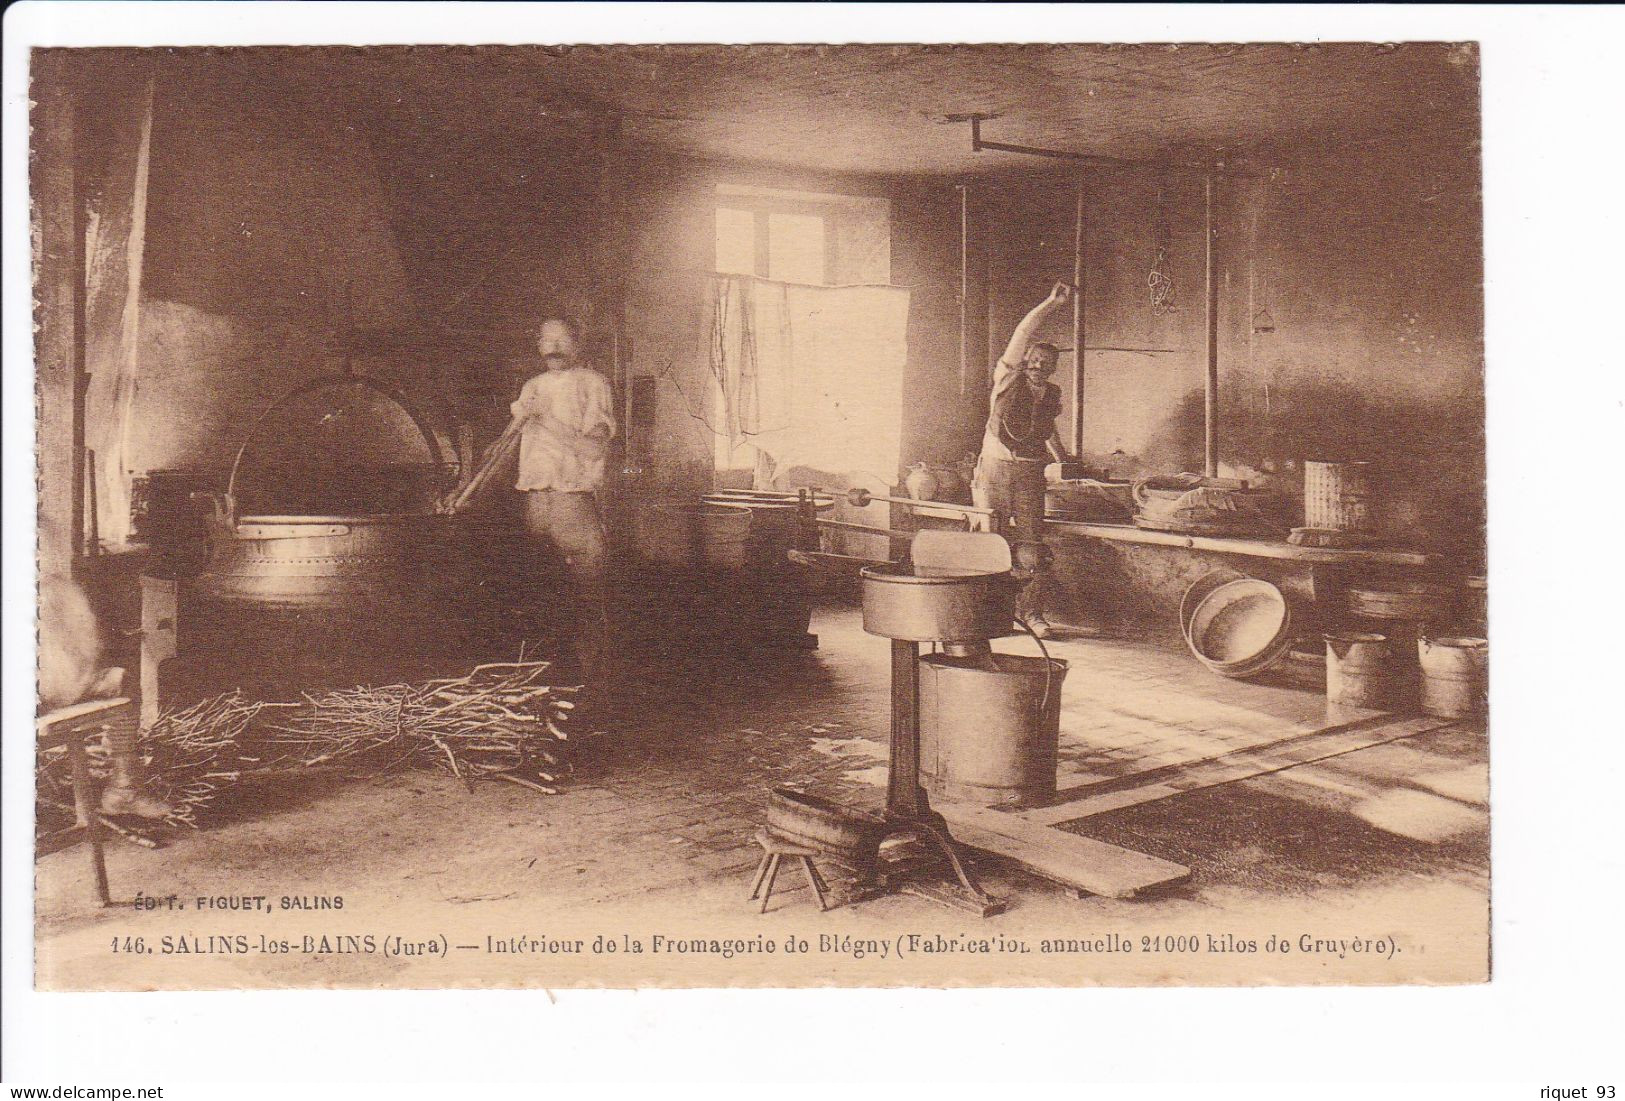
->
[1045, 520, 1439, 568]
[907, 503, 986, 523]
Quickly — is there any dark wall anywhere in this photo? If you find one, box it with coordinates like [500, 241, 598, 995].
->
[79, 52, 1483, 562]
[128, 56, 426, 481]
[930, 124, 1485, 558]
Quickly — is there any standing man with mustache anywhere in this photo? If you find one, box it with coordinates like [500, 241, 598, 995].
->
[973, 282, 1077, 638]
[510, 315, 616, 688]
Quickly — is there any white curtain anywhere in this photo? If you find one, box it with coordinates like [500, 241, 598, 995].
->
[709, 274, 909, 486]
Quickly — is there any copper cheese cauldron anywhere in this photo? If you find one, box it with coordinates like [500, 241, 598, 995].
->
[194, 370, 457, 627]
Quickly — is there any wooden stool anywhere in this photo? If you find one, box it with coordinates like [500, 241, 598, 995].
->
[36, 698, 132, 907]
[748, 828, 831, 912]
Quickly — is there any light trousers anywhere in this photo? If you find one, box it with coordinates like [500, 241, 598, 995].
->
[522, 490, 607, 601]
[972, 457, 1052, 623]
[522, 489, 609, 684]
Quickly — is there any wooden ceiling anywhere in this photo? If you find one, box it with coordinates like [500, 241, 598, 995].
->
[239, 43, 1480, 177]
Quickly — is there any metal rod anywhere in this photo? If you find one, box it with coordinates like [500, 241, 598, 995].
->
[1204, 172, 1221, 479]
[977, 136, 1132, 169]
[844, 487, 996, 517]
[972, 116, 1125, 168]
[1070, 174, 1086, 458]
[813, 518, 915, 540]
[886, 639, 926, 819]
[970, 117, 1259, 177]
[958, 183, 970, 397]
[708, 489, 832, 504]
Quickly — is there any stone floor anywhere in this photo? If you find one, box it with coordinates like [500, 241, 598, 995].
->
[33, 602, 1490, 989]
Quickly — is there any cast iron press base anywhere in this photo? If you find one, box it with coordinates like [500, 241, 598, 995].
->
[857, 639, 1005, 917]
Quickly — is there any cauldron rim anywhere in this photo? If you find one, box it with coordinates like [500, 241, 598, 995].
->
[234, 512, 448, 525]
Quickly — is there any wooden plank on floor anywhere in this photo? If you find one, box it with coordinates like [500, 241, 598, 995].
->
[937, 802, 1191, 900]
[1019, 715, 1458, 827]
[1038, 711, 1394, 811]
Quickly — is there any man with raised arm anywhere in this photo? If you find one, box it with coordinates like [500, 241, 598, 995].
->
[973, 281, 1077, 638]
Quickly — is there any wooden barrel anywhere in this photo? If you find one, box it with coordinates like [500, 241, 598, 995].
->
[641, 502, 752, 571]
[701, 495, 815, 645]
[765, 788, 882, 862]
[1304, 460, 1375, 532]
[1347, 581, 1457, 623]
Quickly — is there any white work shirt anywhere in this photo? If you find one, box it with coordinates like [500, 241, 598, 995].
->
[980, 358, 1038, 463]
[511, 366, 616, 493]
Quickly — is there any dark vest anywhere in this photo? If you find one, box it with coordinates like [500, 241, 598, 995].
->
[990, 380, 1061, 460]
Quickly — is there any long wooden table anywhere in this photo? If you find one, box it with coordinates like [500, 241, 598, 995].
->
[1044, 520, 1440, 569]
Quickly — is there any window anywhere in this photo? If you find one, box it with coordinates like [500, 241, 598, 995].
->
[715, 204, 828, 284]
[709, 186, 903, 480]
[714, 206, 758, 277]
[713, 184, 890, 287]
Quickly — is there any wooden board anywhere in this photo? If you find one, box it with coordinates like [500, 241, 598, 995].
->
[1020, 715, 1457, 827]
[937, 801, 1191, 899]
[1046, 519, 1437, 567]
[1043, 710, 1392, 809]
[934, 714, 1457, 898]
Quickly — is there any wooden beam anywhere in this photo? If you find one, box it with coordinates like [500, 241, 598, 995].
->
[958, 183, 971, 396]
[1070, 174, 1086, 458]
[1019, 715, 1457, 827]
[1044, 519, 1441, 567]
[937, 801, 1190, 899]
[984, 200, 1000, 387]
[886, 640, 926, 819]
[32, 53, 82, 575]
[1204, 172, 1220, 478]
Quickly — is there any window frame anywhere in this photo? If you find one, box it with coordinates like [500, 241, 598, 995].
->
[714, 194, 840, 286]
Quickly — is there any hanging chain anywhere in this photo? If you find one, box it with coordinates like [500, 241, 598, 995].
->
[1148, 183, 1177, 315]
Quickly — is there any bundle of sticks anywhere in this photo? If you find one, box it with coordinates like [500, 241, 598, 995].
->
[38, 661, 578, 837]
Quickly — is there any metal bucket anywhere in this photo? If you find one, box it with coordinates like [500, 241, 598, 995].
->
[1418, 636, 1488, 719]
[701, 494, 821, 644]
[859, 563, 1015, 643]
[1304, 460, 1375, 532]
[919, 652, 1068, 807]
[1325, 631, 1399, 709]
[700, 493, 831, 569]
[642, 502, 752, 571]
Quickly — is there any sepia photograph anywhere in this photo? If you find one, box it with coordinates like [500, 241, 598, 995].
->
[11, 1, 1625, 1093]
[20, 34, 1500, 994]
